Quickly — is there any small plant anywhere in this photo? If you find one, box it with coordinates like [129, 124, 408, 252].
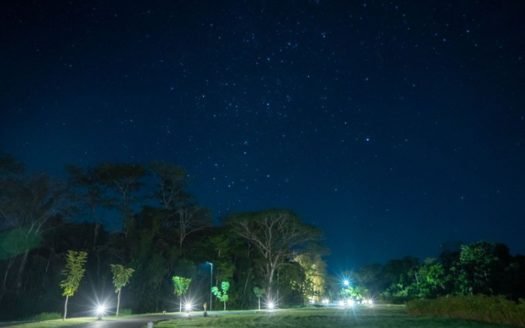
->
[60, 250, 88, 320]
[110, 264, 135, 316]
[253, 286, 265, 310]
[212, 281, 230, 311]
[172, 276, 192, 312]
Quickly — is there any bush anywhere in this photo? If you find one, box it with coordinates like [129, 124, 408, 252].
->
[118, 308, 133, 316]
[407, 295, 525, 327]
[30, 312, 62, 321]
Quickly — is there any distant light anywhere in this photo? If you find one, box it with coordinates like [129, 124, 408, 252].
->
[184, 302, 193, 312]
[267, 301, 275, 310]
[309, 299, 315, 304]
[346, 299, 355, 307]
[365, 299, 374, 305]
[343, 279, 349, 286]
[338, 300, 345, 307]
[321, 298, 329, 304]
[96, 304, 106, 316]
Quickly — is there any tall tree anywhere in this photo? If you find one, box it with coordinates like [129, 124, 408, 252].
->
[110, 264, 135, 316]
[93, 163, 146, 235]
[0, 173, 67, 292]
[60, 250, 88, 319]
[175, 206, 211, 254]
[228, 209, 320, 299]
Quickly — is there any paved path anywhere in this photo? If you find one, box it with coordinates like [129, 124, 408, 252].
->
[77, 313, 187, 328]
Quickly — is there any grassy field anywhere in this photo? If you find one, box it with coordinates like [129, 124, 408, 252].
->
[6, 317, 95, 328]
[157, 305, 509, 328]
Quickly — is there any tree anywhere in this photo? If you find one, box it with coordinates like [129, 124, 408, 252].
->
[0, 173, 67, 292]
[455, 242, 502, 295]
[253, 286, 264, 310]
[175, 206, 211, 254]
[172, 276, 191, 312]
[212, 281, 230, 311]
[60, 250, 88, 319]
[413, 259, 446, 298]
[110, 264, 135, 316]
[228, 209, 320, 299]
[92, 163, 146, 235]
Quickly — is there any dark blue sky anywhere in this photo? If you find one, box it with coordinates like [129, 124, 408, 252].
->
[2, 0, 525, 269]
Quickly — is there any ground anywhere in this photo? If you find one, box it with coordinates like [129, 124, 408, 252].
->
[157, 305, 506, 328]
[3, 305, 508, 328]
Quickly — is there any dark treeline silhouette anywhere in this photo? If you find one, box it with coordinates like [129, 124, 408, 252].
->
[0, 154, 326, 320]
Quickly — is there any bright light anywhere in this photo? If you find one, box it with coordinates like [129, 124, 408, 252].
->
[343, 279, 349, 286]
[321, 298, 329, 304]
[184, 302, 193, 312]
[365, 299, 374, 305]
[338, 300, 345, 307]
[95, 304, 106, 316]
[346, 299, 355, 307]
[267, 301, 275, 310]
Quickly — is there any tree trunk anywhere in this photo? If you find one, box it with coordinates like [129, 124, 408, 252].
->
[179, 297, 182, 312]
[15, 249, 30, 291]
[63, 295, 69, 320]
[258, 297, 261, 310]
[0, 258, 14, 302]
[116, 289, 121, 316]
[223, 301, 226, 311]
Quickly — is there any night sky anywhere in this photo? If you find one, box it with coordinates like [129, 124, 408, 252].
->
[2, 1, 525, 270]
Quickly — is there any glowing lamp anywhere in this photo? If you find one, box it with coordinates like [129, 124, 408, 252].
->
[95, 304, 106, 319]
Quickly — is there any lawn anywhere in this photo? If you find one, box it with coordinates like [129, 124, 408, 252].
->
[157, 305, 509, 328]
[6, 318, 95, 328]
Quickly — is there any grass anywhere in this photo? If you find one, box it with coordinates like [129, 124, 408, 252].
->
[8, 317, 95, 328]
[157, 305, 509, 328]
[408, 296, 525, 327]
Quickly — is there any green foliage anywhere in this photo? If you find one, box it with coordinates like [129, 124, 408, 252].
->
[0, 228, 41, 260]
[407, 295, 525, 327]
[455, 242, 502, 295]
[253, 286, 265, 298]
[29, 312, 61, 321]
[110, 264, 135, 292]
[414, 260, 447, 298]
[212, 281, 231, 310]
[172, 276, 192, 297]
[59, 250, 88, 297]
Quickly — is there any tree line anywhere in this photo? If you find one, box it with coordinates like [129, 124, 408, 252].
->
[0, 154, 326, 320]
[344, 241, 525, 303]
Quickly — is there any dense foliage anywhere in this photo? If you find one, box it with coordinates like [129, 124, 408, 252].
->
[0, 154, 326, 320]
[346, 242, 525, 303]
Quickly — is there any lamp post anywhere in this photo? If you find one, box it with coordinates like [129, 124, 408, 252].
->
[206, 261, 213, 311]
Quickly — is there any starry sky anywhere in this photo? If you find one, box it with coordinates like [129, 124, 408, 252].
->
[2, 1, 525, 269]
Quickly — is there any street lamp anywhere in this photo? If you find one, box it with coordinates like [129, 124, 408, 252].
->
[206, 261, 213, 311]
[95, 304, 106, 320]
[343, 279, 349, 287]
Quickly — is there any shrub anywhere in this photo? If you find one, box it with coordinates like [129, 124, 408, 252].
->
[407, 295, 525, 327]
[30, 312, 62, 321]
[118, 308, 133, 316]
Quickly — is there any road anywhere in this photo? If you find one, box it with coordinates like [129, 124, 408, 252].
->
[78, 313, 189, 328]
